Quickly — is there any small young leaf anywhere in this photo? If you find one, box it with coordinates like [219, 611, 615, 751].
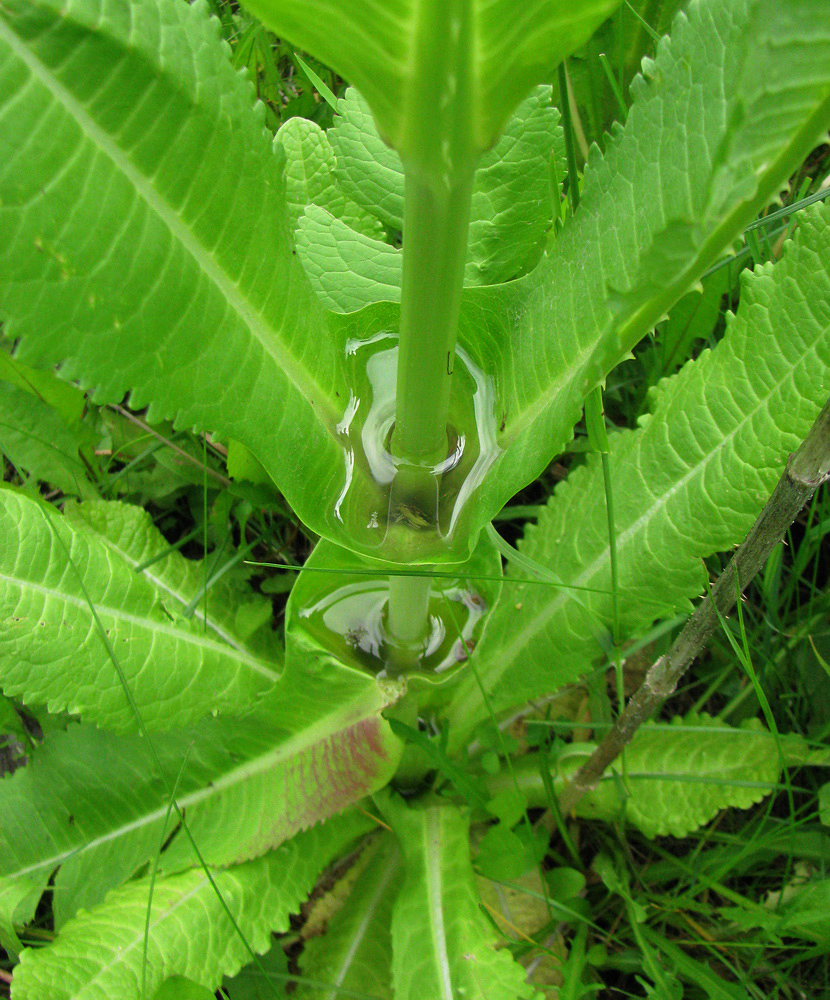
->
[0, 382, 96, 498]
[476, 822, 547, 882]
[152, 977, 215, 1000]
[296, 206, 402, 313]
[296, 835, 400, 1000]
[0, 353, 87, 426]
[382, 794, 541, 1000]
[223, 945, 289, 999]
[324, 85, 563, 291]
[275, 115, 383, 239]
[573, 716, 782, 838]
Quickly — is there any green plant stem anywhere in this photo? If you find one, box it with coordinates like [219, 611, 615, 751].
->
[557, 395, 830, 816]
[385, 168, 476, 662]
[386, 573, 433, 675]
[391, 171, 475, 468]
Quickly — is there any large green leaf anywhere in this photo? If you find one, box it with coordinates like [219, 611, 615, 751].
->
[447, 0, 830, 543]
[63, 500, 279, 662]
[382, 796, 539, 1000]
[10, 813, 369, 1000]
[239, 0, 616, 167]
[506, 716, 794, 838]
[0, 490, 278, 731]
[4, 0, 830, 573]
[446, 203, 830, 746]
[296, 835, 399, 1000]
[0, 664, 401, 928]
[0, 0, 556, 568]
[0, 0, 357, 554]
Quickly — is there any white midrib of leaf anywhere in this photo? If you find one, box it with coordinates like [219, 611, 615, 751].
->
[5, 694, 375, 881]
[325, 843, 399, 999]
[0, 18, 341, 428]
[0, 570, 278, 681]
[425, 809, 454, 1000]
[486, 334, 826, 676]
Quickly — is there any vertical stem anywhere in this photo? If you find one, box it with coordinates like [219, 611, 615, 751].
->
[384, 169, 476, 664]
[379, 2, 478, 670]
[386, 573, 433, 675]
[391, 172, 476, 467]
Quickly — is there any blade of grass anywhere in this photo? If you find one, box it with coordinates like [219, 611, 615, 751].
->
[142, 742, 195, 1000]
[622, 0, 661, 43]
[597, 53, 627, 120]
[293, 52, 337, 111]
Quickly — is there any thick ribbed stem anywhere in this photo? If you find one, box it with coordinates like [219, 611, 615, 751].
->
[385, 573, 433, 675]
[391, 173, 475, 467]
[380, 1, 478, 669]
[384, 169, 475, 664]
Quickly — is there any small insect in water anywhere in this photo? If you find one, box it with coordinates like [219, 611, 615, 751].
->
[344, 624, 368, 648]
[392, 503, 432, 530]
[454, 638, 476, 661]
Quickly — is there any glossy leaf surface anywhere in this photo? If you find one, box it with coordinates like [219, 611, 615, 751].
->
[285, 533, 501, 704]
